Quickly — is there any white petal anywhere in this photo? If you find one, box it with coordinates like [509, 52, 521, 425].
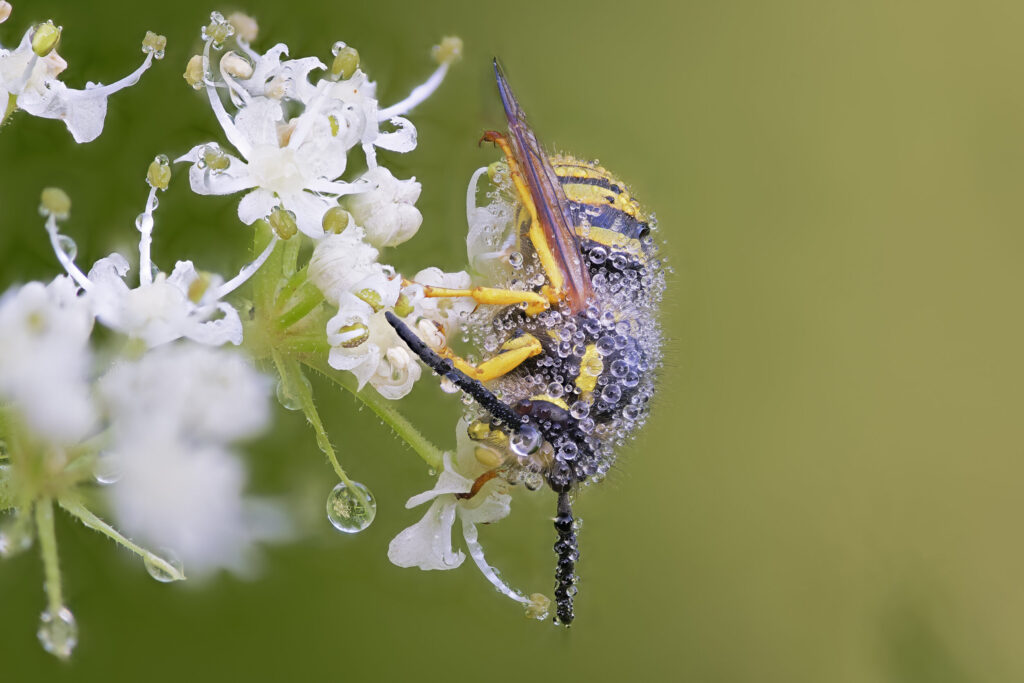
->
[374, 116, 417, 152]
[405, 452, 473, 508]
[280, 190, 330, 239]
[182, 303, 244, 347]
[459, 490, 512, 525]
[237, 188, 278, 225]
[387, 497, 464, 570]
[232, 97, 284, 147]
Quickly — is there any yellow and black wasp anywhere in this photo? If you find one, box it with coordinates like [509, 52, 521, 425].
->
[386, 61, 664, 625]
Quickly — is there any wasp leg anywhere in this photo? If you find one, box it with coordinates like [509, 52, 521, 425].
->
[439, 333, 543, 382]
[418, 283, 549, 316]
[481, 130, 567, 308]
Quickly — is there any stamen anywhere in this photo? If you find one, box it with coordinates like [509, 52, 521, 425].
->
[461, 517, 530, 605]
[210, 236, 279, 300]
[377, 37, 461, 120]
[64, 50, 154, 101]
[44, 215, 91, 292]
[202, 39, 252, 158]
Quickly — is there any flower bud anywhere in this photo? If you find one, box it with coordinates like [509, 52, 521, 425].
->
[31, 21, 61, 57]
[330, 45, 359, 81]
[268, 206, 298, 240]
[142, 31, 167, 60]
[432, 36, 463, 66]
[146, 154, 171, 190]
[0, 2, 12, 24]
[227, 12, 258, 43]
[184, 55, 204, 89]
[221, 51, 253, 79]
[39, 187, 71, 219]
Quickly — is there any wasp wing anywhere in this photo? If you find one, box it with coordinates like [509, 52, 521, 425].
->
[494, 60, 593, 313]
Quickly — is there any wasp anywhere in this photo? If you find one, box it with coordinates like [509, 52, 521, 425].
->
[386, 61, 663, 625]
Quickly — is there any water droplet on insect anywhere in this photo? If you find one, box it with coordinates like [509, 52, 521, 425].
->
[569, 401, 590, 420]
[508, 251, 524, 269]
[37, 606, 77, 660]
[510, 424, 542, 457]
[56, 234, 77, 260]
[144, 549, 184, 583]
[524, 472, 544, 490]
[326, 480, 376, 533]
[275, 374, 311, 411]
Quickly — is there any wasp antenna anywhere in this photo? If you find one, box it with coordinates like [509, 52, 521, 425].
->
[384, 311, 522, 429]
[553, 490, 578, 625]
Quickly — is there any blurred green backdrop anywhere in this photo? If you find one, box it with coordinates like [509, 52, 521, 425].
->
[2, 0, 1024, 681]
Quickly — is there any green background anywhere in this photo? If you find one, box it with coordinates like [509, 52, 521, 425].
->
[2, 0, 1023, 681]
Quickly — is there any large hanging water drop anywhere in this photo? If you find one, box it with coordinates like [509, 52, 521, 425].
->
[56, 234, 77, 261]
[92, 454, 122, 485]
[144, 550, 184, 583]
[37, 606, 77, 659]
[326, 481, 376, 533]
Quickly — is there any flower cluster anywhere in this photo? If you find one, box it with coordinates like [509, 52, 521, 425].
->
[0, 5, 568, 660]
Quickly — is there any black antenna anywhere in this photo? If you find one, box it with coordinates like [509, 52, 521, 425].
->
[384, 312, 522, 428]
[552, 490, 577, 625]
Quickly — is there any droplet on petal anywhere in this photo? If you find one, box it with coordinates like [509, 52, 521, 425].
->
[37, 607, 77, 660]
[326, 481, 376, 533]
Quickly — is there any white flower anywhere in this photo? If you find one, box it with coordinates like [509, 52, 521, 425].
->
[99, 344, 285, 576]
[0, 25, 160, 142]
[346, 167, 423, 248]
[44, 184, 275, 347]
[178, 21, 455, 239]
[0, 277, 95, 442]
[388, 421, 532, 605]
[412, 266, 474, 337]
[308, 226, 384, 301]
[325, 284, 423, 400]
[177, 94, 360, 239]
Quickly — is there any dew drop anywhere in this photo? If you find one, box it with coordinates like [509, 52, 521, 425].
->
[326, 480, 376, 533]
[0, 514, 33, 557]
[56, 234, 77, 260]
[92, 454, 122, 485]
[508, 251, 524, 268]
[275, 374, 312, 411]
[144, 549, 184, 583]
[510, 424, 542, 457]
[524, 472, 544, 491]
[37, 606, 77, 660]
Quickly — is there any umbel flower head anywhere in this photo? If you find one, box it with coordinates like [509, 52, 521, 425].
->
[0, 10, 165, 141]
[176, 12, 461, 241]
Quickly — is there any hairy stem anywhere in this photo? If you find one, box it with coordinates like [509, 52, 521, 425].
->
[59, 499, 184, 581]
[1, 93, 16, 128]
[35, 498, 64, 614]
[304, 358, 444, 471]
[275, 282, 324, 330]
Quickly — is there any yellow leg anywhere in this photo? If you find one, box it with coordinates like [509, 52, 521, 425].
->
[420, 283, 549, 316]
[441, 333, 543, 382]
[481, 131, 567, 307]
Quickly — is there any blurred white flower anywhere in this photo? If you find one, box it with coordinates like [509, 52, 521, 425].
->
[411, 266, 474, 338]
[0, 24, 162, 142]
[388, 421, 530, 605]
[99, 344, 285, 576]
[346, 167, 423, 248]
[0, 277, 95, 442]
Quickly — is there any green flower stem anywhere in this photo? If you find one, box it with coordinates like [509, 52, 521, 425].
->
[276, 263, 309, 308]
[279, 336, 331, 355]
[1, 94, 16, 128]
[275, 282, 324, 330]
[281, 237, 301, 279]
[304, 358, 444, 471]
[58, 499, 185, 581]
[272, 349, 355, 486]
[35, 498, 64, 615]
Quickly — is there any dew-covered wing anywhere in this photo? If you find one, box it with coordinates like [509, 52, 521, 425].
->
[494, 60, 592, 313]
